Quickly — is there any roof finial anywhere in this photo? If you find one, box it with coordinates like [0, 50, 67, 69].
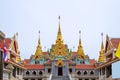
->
[58, 16, 61, 34]
[16, 32, 18, 36]
[79, 30, 81, 44]
[38, 30, 40, 45]
[58, 16, 60, 20]
[101, 32, 104, 49]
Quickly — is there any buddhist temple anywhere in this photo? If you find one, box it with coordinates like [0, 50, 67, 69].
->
[0, 17, 120, 80]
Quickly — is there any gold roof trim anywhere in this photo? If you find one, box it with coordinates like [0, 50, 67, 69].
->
[55, 59, 65, 66]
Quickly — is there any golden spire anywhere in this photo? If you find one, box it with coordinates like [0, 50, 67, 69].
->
[56, 16, 63, 44]
[14, 33, 21, 62]
[16, 51, 21, 62]
[101, 33, 104, 49]
[38, 31, 40, 45]
[98, 33, 105, 62]
[58, 16, 61, 35]
[79, 30, 82, 45]
[34, 31, 42, 59]
[77, 31, 86, 59]
[52, 16, 68, 56]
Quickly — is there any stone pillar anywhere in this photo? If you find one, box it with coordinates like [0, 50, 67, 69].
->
[0, 50, 3, 80]
[45, 66, 47, 73]
[99, 69, 101, 80]
[6, 63, 14, 80]
[56, 67, 58, 76]
[73, 66, 75, 73]
[105, 67, 106, 79]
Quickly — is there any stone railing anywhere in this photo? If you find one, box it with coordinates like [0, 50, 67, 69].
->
[23, 73, 48, 79]
[68, 74, 72, 80]
[16, 75, 23, 80]
[73, 74, 99, 78]
[47, 74, 52, 80]
[51, 75, 70, 80]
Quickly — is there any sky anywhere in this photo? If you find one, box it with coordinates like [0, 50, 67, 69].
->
[0, 0, 120, 78]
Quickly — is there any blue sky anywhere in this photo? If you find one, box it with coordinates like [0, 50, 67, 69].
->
[0, 0, 120, 78]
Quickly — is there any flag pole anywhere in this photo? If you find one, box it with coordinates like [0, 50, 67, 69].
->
[0, 48, 3, 80]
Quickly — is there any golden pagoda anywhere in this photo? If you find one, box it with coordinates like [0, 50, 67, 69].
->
[52, 16, 68, 57]
[34, 31, 42, 59]
[77, 31, 86, 59]
[98, 33, 105, 62]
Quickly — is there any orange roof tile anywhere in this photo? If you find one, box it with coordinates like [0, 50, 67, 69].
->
[68, 60, 75, 64]
[76, 64, 96, 69]
[72, 52, 77, 55]
[111, 38, 120, 48]
[89, 59, 96, 65]
[45, 60, 52, 65]
[25, 64, 44, 69]
[75, 59, 96, 69]
[8, 59, 25, 69]
[0, 38, 12, 49]
[24, 59, 30, 64]
[43, 52, 47, 55]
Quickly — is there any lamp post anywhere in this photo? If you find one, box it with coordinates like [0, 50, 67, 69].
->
[0, 48, 3, 80]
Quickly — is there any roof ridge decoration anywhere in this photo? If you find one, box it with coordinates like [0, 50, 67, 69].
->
[13, 33, 21, 63]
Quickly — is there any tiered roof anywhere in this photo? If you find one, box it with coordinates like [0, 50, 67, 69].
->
[24, 59, 44, 69]
[76, 59, 96, 69]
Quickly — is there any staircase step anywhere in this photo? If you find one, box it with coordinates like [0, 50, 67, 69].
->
[51, 76, 70, 80]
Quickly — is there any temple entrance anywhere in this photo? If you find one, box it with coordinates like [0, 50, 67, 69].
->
[58, 67, 63, 76]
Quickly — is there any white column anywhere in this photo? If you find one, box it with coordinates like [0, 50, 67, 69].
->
[105, 67, 106, 79]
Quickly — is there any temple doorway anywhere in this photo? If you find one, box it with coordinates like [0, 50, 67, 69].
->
[58, 67, 63, 76]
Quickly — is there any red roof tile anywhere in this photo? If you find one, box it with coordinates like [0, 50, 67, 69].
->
[45, 60, 52, 64]
[72, 52, 77, 55]
[25, 64, 44, 69]
[0, 38, 12, 49]
[76, 64, 95, 69]
[111, 38, 120, 48]
[43, 52, 47, 55]
[89, 59, 96, 65]
[68, 60, 75, 64]
[24, 59, 30, 64]
[75, 59, 96, 69]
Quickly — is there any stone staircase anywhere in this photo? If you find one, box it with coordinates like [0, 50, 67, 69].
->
[51, 76, 70, 80]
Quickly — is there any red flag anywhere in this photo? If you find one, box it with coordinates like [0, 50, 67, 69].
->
[2, 40, 8, 62]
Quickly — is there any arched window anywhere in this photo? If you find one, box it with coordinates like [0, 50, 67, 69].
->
[69, 68, 72, 73]
[32, 71, 36, 75]
[26, 71, 29, 75]
[77, 71, 81, 75]
[35, 56, 39, 64]
[84, 71, 87, 75]
[39, 71, 43, 75]
[48, 69, 51, 73]
[90, 71, 94, 75]
[80, 61, 85, 64]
